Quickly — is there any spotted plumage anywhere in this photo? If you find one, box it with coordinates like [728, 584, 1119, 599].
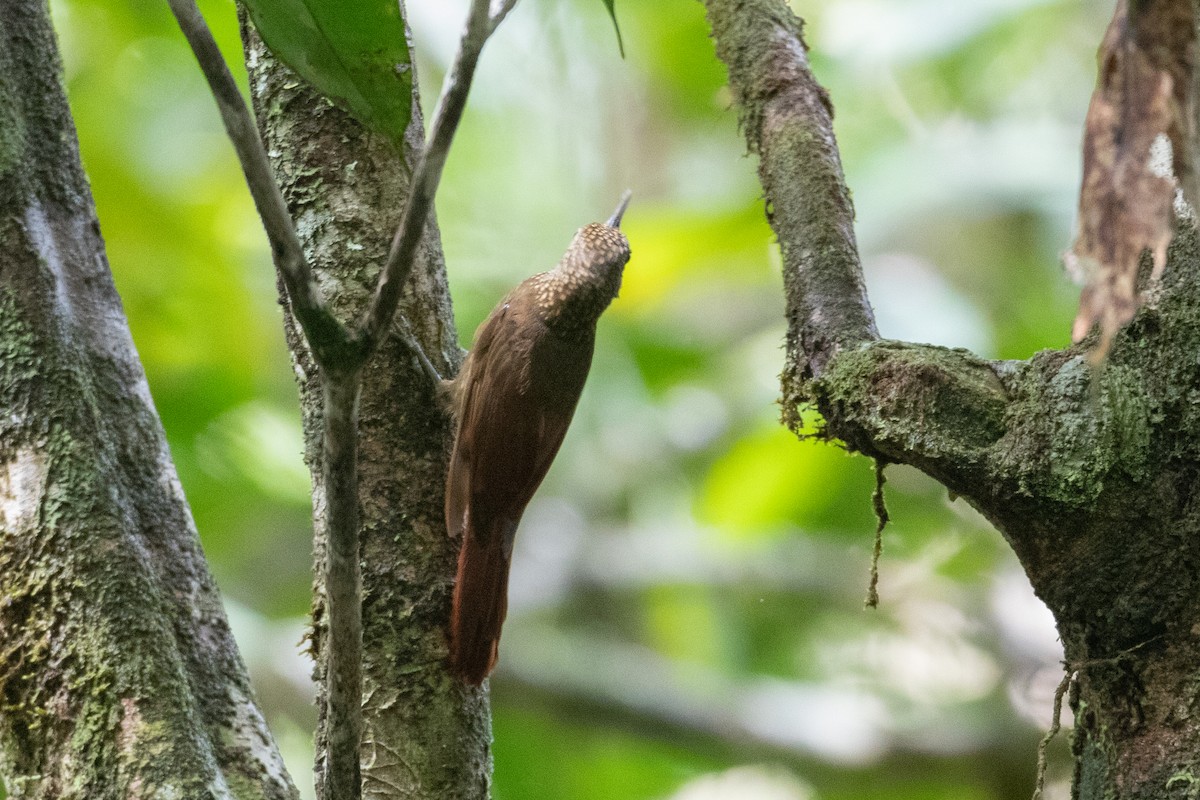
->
[532, 223, 629, 335]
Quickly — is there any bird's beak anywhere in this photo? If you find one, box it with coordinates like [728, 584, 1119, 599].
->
[606, 190, 633, 229]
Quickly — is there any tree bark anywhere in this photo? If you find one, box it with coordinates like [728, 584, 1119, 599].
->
[702, 1, 1200, 798]
[0, 1, 295, 797]
[239, 12, 493, 800]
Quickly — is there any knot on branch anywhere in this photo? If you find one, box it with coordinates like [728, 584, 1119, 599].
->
[809, 341, 1009, 493]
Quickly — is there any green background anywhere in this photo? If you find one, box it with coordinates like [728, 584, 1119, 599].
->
[47, 0, 1108, 797]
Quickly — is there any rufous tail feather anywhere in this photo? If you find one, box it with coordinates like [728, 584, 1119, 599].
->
[449, 523, 513, 685]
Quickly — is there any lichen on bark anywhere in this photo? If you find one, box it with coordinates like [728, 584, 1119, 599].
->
[240, 13, 492, 800]
[701, 0, 1200, 796]
[0, 1, 294, 796]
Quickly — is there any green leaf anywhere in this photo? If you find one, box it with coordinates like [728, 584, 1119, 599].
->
[602, 0, 626, 58]
[242, 0, 412, 146]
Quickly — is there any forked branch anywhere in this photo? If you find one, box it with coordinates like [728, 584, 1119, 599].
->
[701, 0, 1015, 500]
[165, 0, 352, 365]
[359, 0, 499, 357]
[167, 1, 516, 798]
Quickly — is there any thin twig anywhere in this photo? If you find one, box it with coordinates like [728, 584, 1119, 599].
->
[165, 0, 352, 364]
[397, 316, 444, 386]
[1033, 670, 1074, 800]
[489, 0, 520, 31]
[358, 0, 497, 359]
[322, 373, 364, 800]
[865, 460, 889, 609]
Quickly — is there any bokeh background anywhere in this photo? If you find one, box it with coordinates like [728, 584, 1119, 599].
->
[47, 0, 1112, 797]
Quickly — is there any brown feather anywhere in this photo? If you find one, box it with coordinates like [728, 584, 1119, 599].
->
[446, 219, 631, 684]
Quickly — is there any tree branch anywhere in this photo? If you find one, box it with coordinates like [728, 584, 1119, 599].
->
[320, 374, 364, 800]
[489, 0, 520, 32]
[165, 0, 353, 365]
[701, 0, 878, 391]
[240, 7, 489, 799]
[808, 341, 1011, 492]
[178, 1, 516, 794]
[358, 0, 498, 360]
[173, 0, 513, 376]
[700, 0, 1019, 498]
[166, 5, 370, 796]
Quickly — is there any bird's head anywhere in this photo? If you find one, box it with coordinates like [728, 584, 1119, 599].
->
[561, 190, 632, 278]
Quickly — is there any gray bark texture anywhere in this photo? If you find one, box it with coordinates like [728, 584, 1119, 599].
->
[702, 1, 1200, 798]
[0, 1, 296, 797]
[239, 13, 493, 800]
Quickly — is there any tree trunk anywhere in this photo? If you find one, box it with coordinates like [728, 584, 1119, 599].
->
[239, 12, 492, 800]
[0, 1, 295, 796]
[701, 1, 1200, 798]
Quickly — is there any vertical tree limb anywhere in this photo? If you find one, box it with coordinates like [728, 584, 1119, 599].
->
[321, 374, 364, 799]
[240, 14, 491, 800]
[0, 1, 295, 795]
[701, 0, 878, 398]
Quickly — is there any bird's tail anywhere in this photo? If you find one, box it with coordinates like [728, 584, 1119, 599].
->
[448, 521, 515, 685]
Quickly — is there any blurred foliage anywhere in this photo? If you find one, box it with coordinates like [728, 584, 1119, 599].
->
[49, 0, 1110, 797]
[600, 0, 624, 58]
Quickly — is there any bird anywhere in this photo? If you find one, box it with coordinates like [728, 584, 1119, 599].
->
[445, 192, 632, 685]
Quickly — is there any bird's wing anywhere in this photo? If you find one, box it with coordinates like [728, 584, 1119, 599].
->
[444, 301, 506, 544]
[445, 297, 594, 683]
[457, 314, 591, 553]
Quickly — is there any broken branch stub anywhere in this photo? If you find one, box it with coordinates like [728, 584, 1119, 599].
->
[1069, 0, 1195, 361]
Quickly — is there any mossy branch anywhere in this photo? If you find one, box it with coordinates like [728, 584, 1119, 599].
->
[701, 0, 878, 386]
[701, 0, 1022, 515]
